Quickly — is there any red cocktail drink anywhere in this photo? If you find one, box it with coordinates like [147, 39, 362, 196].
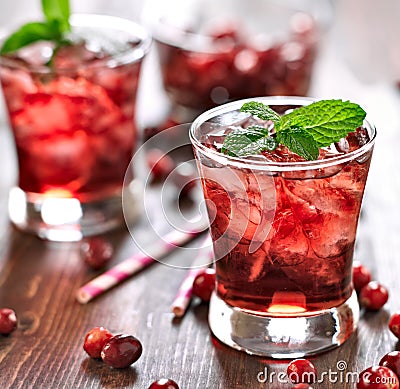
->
[190, 97, 375, 357]
[146, 0, 321, 116]
[0, 15, 151, 240]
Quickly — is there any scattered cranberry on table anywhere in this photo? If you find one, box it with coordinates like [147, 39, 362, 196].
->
[170, 163, 198, 198]
[101, 334, 143, 369]
[83, 326, 113, 359]
[143, 117, 180, 140]
[389, 313, 400, 340]
[147, 149, 175, 183]
[357, 366, 399, 389]
[359, 281, 389, 311]
[291, 384, 313, 389]
[353, 261, 372, 292]
[0, 308, 17, 335]
[192, 268, 216, 302]
[287, 359, 317, 384]
[380, 351, 400, 378]
[80, 237, 114, 270]
[148, 378, 180, 389]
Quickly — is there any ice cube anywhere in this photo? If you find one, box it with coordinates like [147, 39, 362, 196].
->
[12, 92, 73, 140]
[0, 68, 38, 112]
[281, 179, 358, 258]
[209, 110, 250, 126]
[21, 131, 93, 190]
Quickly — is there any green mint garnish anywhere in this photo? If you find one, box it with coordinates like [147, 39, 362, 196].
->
[278, 99, 366, 147]
[222, 125, 278, 157]
[0, 0, 71, 55]
[222, 99, 366, 161]
[240, 101, 282, 123]
[276, 128, 319, 161]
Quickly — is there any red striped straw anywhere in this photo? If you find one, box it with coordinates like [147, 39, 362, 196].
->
[76, 221, 208, 304]
[171, 235, 214, 318]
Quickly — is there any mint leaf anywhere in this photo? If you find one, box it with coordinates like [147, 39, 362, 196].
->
[42, 0, 71, 33]
[277, 128, 319, 160]
[0, 22, 60, 54]
[281, 99, 366, 147]
[222, 126, 277, 157]
[0, 0, 71, 54]
[221, 99, 366, 161]
[240, 101, 282, 124]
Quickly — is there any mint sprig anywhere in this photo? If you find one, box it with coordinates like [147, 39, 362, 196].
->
[222, 99, 366, 161]
[277, 128, 319, 161]
[0, 0, 71, 55]
[222, 126, 278, 157]
[240, 101, 282, 123]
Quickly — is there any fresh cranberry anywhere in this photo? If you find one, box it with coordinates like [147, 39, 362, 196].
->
[80, 237, 113, 270]
[380, 351, 400, 378]
[389, 313, 400, 340]
[101, 334, 142, 369]
[357, 366, 399, 389]
[143, 117, 180, 140]
[170, 163, 198, 198]
[83, 326, 113, 359]
[192, 268, 216, 302]
[147, 149, 175, 183]
[353, 261, 372, 292]
[287, 359, 317, 384]
[359, 282, 389, 311]
[0, 308, 17, 335]
[148, 378, 180, 389]
[291, 385, 313, 389]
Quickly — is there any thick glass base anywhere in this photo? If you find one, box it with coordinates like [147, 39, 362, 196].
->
[209, 290, 359, 358]
[8, 182, 142, 241]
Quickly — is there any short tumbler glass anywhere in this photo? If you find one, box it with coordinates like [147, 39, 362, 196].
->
[145, 0, 329, 117]
[190, 96, 376, 358]
[0, 14, 151, 241]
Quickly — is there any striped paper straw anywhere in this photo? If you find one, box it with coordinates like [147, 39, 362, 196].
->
[76, 222, 208, 304]
[171, 235, 214, 318]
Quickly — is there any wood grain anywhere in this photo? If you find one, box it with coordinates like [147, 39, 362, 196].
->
[1, 117, 400, 389]
[1, 24, 400, 389]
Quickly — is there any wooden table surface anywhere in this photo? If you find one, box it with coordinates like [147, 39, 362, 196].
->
[1, 26, 400, 389]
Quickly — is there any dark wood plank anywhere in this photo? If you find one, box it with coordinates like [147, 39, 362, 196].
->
[0, 129, 399, 389]
[1, 30, 400, 389]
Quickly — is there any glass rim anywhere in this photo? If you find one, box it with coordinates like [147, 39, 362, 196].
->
[0, 13, 152, 73]
[189, 96, 377, 172]
[144, 0, 314, 54]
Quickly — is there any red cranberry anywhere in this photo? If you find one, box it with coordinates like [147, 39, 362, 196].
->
[389, 313, 400, 340]
[287, 359, 317, 384]
[0, 308, 17, 335]
[192, 268, 216, 302]
[147, 149, 175, 183]
[353, 261, 372, 292]
[292, 385, 313, 389]
[143, 117, 180, 140]
[83, 326, 113, 359]
[359, 282, 389, 311]
[357, 366, 399, 389]
[80, 237, 113, 270]
[380, 351, 400, 378]
[148, 378, 180, 389]
[170, 163, 198, 197]
[101, 334, 142, 369]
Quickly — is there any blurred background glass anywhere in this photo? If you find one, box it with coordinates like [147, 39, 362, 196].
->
[143, 0, 332, 121]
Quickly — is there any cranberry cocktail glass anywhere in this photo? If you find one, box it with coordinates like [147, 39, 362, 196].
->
[190, 96, 376, 357]
[0, 15, 151, 241]
[146, 0, 323, 119]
